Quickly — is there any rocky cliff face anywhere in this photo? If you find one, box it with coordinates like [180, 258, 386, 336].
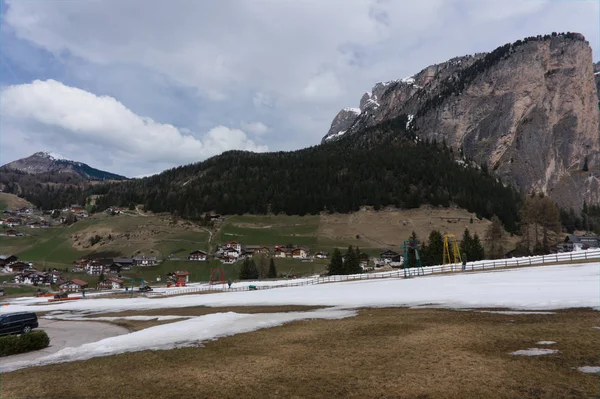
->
[323, 34, 600, 209]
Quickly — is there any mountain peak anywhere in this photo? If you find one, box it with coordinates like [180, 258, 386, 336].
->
[1, 152, 127, 181]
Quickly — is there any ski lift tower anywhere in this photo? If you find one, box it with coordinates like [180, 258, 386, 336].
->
[403, 240, 424, 277]
[443, 234, 463, 271]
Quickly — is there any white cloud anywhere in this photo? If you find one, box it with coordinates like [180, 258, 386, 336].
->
[240, 121, 270, 135]
[0, 80, 267, 176]
[1, 0, 598, 157]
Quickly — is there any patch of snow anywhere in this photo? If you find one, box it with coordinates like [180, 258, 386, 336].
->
[406, 114, 414, 129]
[593, 326, 600, 330]
[325, 130, 347, 141]
[536, 341, 556, 345]
[594, 71, 600, 76]
[577, 366, 600, 374]
[401, 76, 416, 84]
[510, 348, 558, 356]
[4, 262, 600, 315]
[343, 107, 361, 115]
[1, 309, 356, 372]
[42, 151, 69, 161]
[364, 98, 379, 109]
[43, 315, 193, 322]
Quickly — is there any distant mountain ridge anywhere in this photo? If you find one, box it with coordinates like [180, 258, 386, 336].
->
[1, 152, 127, 181]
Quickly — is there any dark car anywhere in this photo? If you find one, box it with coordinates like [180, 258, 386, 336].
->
[138, 286, 153, 292]
[0, 312, 39, 335]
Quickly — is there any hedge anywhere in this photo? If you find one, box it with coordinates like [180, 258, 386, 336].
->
[0, 330, 50, 357]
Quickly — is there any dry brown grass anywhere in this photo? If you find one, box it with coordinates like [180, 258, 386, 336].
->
[0, 192, 33, 211]
[319, 206, 520, 249]
[2, 307, 599, 399]
[84, 306, 324, 332]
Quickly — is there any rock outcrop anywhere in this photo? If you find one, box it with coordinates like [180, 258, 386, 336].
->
[323, 34, 600, 209]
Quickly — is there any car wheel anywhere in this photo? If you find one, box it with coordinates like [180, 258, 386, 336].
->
[22, 325, 32, 334]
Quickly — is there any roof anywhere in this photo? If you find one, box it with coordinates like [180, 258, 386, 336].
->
[70, 278, 89, 286]
[133, 256, 157, 261]
[190, 250, 208, 254]
[113, 257, 134, 263]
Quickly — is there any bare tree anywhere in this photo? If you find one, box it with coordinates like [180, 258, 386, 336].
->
[485, 215, 506, 259]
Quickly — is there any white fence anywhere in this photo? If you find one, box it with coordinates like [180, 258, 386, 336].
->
[153, 249, 600, 296]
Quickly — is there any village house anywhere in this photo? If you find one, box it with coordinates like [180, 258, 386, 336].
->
[98, 277, 124, 290]
[5, 229, 24, 237]
[224, 241, 243, 253]
[0, 255, 18, 267]
[59, 279, 89, 292]
[222, 247, 241, 259]
[380, 249, 399, 260]
[188, 250, 208, 261]
[133, 256, 158, 266]
[556, 234, 586, 252]
[85, 261, 105, 276]
[113, 257, 134, 270]
[7, 261, 32, 273]
[579, 235, 600, 249]
[13, 270, 53, 286]
[2, 217, 22, 227]
[291, 247, 310, 259]
[70, 204, 85, 213]
[273, 247, 288, 258]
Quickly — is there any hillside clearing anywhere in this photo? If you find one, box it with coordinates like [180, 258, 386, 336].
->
[0, 192, 34, 210]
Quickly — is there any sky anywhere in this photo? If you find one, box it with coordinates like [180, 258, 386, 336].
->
[0, 0, 598, 177]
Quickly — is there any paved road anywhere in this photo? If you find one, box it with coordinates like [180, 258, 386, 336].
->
[1, 319, 128, 372]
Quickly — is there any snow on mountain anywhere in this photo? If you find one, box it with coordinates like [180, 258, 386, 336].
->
[45, 151, 70, 161]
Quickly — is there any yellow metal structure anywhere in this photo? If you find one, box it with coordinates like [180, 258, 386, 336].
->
[443, 234, 462, 265]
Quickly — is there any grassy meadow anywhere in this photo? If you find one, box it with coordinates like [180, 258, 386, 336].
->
[1, 307, 597, 399]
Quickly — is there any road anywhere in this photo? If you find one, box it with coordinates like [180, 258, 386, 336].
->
[1, 319, 129, 372]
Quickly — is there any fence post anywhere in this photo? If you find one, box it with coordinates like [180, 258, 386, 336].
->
[585, 252, 588, 260]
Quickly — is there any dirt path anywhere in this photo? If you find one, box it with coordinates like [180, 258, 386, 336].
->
[0, 319, 129, 372]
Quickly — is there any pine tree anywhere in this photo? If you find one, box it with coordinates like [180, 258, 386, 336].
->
[328, 248, 344, 276]
[258, 254, 269, 278]
[471, 233, 485, 261]
[343, 245, 360, 274]
[268, 258, 277, 278]
[406, 231, 419, 268]
[459, 228, 473, 262]
[239, 258, 259, 280]
[424, 230, 443, 266]
[248, 259, 259, 279]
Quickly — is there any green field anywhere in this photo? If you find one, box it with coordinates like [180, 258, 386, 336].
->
[0, 285, 39, 298]
[217, 214, 379, 253]
[0, 198, 7, 211]
[0, 214, 210, 268]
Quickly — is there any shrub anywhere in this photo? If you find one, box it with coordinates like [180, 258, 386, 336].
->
[0, 330, 50, 357]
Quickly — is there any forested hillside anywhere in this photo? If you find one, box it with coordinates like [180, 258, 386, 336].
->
[88, 117, 522, 232]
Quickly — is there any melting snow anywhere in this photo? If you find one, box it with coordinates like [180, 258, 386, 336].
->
[511, 348, 558, 356]
[4, 262, 600, 315]
[43, 315, 193, 322]
[1, 309, 356, 373]
[325, 130, 347, 141]
[406, 114, 414, 129]
[343, 107, 361, 115]
[536, 341, 556, 345]
[401, 76, 416, 84]
[44, 151, 69, 161]
[577, 366, 600, 374]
